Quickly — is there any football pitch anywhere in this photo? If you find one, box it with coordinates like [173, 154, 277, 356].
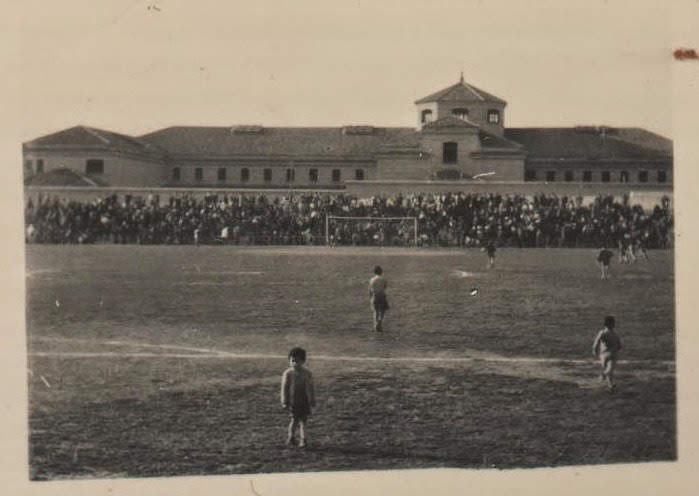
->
[25, 245, 676, 479]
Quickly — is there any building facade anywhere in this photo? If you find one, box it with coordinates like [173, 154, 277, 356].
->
[23, 77, 672, 190]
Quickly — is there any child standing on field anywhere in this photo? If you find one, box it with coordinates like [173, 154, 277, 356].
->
[592, 316, 623, 392]
[281, 347, 316, 448]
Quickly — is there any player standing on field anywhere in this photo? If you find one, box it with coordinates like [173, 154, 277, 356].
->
[485, 240, 496, 269]
[281, 347, 316, 448]
[592, 316, 623, 392]
[597, 246, 613, 279]
[369, 265, 389, 332]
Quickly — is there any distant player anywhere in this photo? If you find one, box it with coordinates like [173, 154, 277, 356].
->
[596, 246, 613, 279]
[485, 240, 496, 269]
[592, 316, 623, 392]
[281, 347, 316, 448]
[369, 265, 389, 332]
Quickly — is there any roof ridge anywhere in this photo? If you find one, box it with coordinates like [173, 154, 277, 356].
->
[82, 126, 112, 145]
[462, 83, 486, 101]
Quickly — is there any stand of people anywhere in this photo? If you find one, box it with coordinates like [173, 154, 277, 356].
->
[24, 192, 673, 249]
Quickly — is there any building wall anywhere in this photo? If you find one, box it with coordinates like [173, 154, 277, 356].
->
[166, 161, 377, 187]
[416, 101, 505, 136]
[472, 156, 525, 181]
[420, 130, 481, 178]
[376, 156, 430, 180]
[435, 101, 506, 137]
[524, 161, 673, 185]
[23, 150, 165, 186]
[416, 102, 438, 130]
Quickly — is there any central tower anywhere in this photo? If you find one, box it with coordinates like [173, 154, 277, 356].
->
[414, 75, 507, 137]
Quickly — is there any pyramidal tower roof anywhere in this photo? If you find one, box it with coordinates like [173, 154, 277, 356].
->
[415, 74, 506, 105]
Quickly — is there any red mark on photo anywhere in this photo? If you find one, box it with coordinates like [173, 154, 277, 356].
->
[673, 48, 698, 60]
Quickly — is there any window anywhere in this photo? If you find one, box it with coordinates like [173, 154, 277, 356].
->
[195, 168, 203, 181]
[36, 159, 44, 173]
[285, 168, 295, 183]
[564, 171, 574, 182]
[657, 170, 667, 183]
[332, 169, 341, 182]
[263, 168, 272, 183]
[421, 109, 433, 123]
[218, 167, 227, 181]
[583, 171, 592, 182]
[601, 171, 611, 182]
[487, 109, 500, 124]
[172, 167, 181, 181]
[546, 171, 556, 182]
[25, 159, 33, 171]
[638, 171, 648, 183]
[452, 108, 469, 120]
[525, 170, 537, 181]
[86, 159, 104, 174]
[309, 168, 319, 183]
[443, 142, 458, 164]
[620, 171, 629, 183]
[355, 169, 365, 180]
[241, 168, 250, 182]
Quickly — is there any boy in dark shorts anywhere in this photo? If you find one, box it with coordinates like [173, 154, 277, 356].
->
[592, 316, 623, 392]
[281, 347, 316, 447]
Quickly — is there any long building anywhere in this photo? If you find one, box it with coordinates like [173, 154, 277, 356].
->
[23, 76, 672, 190]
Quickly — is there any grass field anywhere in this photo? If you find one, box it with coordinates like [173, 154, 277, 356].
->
[25, 245, 676, 479]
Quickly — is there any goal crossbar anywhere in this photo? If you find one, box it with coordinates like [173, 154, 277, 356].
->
[325, 215, 418, 246]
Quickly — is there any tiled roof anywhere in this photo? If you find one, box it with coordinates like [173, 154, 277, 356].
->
[24, 168, 102, 187]
[24, 126, 165, 159]
[478, 131, 524, 150]
[421, 116, 480, 131]
[504, 128, 672, 162]
[415, 80, 507, 105]
[139, 126, 421, 159]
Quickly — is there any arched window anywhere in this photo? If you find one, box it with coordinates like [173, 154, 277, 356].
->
[421, 109, 433, 124]
[452, 108, 469, 120]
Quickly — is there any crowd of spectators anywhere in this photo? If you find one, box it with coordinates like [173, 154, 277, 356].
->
[24, 192, 673, 249]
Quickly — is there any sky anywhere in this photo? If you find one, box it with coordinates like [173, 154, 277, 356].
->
[8, 0, 678, 142]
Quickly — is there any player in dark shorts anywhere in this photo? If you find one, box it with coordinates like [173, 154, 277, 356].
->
[597, 246, 614, 279]
[485, 240, 496, 269]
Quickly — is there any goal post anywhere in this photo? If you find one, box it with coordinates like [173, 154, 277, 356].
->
[325, 215, 419, 247]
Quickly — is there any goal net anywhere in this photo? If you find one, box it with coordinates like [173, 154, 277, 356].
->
[325, 216, 418, 247]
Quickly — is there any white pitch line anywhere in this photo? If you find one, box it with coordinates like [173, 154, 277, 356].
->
[27, 350, 674, 367]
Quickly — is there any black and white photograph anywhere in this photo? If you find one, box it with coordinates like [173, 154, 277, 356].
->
[3, 1, 699, 494]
